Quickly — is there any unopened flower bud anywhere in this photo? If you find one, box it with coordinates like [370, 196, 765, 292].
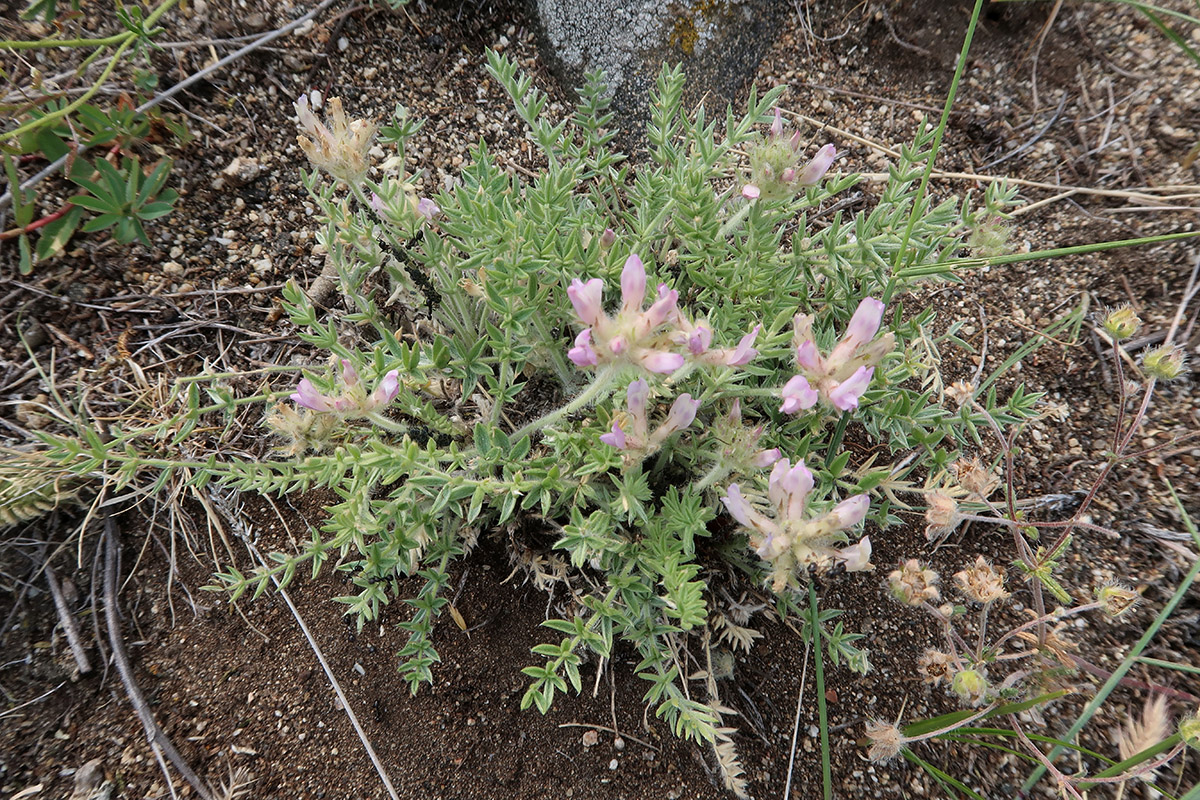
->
[1096, 583, 1140, 617]
[1143, 345, 1186, 381]
[1102, 306, 1141, 341]
[1180, 712, 1200, 751]
[599, 227, 616, 249]
[951, 668, 989, 707]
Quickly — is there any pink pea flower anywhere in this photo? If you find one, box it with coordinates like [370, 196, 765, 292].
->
[779, 375, 818, 414]
[599, 380, 698, 453]
[564, 254, 685, 375]
[291, 363, 400, 418]
[781, 298, 894, 415]
[416, 197, 440, 220]
[796, 144, 837, 187]
[722, 456, 873, 592]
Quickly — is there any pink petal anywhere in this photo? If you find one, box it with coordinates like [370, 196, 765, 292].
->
[837, 536, 872, 572]
[797, 144, 837, 186]
[779, 374, 818, 415]
[620, 253, 647, 314]
[340, 359, 360, 389]
[370, 370, 401, 408]
[416, 197, 440, 220]
[843, 298, 885, 351]
[833, 494, 870, 528]
[641, 284, 678, 331]
[599, 420, 627, 449]
[752, 448, 782, 468]
[568, 329, 599, 367]
[795, 340, 822, 373]
[639, 350, 685, 374]
[291, 378, 335, 412]
[770, 108, 784, 139]
[662, 394, 700, 433]
[742, 184, 761, 200]
[688, 325, 713, 355]
[724, 325, 760, 366]
[828, 366, 873, 411]
[567, 278, 605, 327]
[626, 379, 650, 419]
[721, 484, 755, 529]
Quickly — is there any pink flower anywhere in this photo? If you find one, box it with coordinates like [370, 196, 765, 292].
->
[780, 374, 818, 414]
[753, 448, 782, 467]
[292, 378, 337, 412]
[769, 108, 784, 139]
[828, 366, 874, 411]
[837, 537, 872, 572]
[722, 325, 760, 366]
[782, 298, 892, 414]
[416, 197, 440, 220]
[599, 420, 628, 449]
[722, 456, 873, 590]
[742, 184, 761, 200]
[620, 254, 647, 315]
[567, 279, 605, 327]
[368, 370, 401, 409]
[291, 364, 400, 417]
[568, 329, 599, 367]
[797, 144, 837, 186]
[659, 394, 699, 436]
[637, 350, 685, 374]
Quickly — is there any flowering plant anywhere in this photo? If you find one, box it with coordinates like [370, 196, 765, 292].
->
[185, 54, 1039, 791]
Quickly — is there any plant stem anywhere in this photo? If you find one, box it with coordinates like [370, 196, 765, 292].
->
[886, 0, 985, 303]
[807, 581, 833, 800]
[510, 364, 619, 441]
[1021, 550, 1200, 792]
[718, 201, 754, 239]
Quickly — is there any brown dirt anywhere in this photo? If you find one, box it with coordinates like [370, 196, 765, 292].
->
[2, 1, 1199, 799]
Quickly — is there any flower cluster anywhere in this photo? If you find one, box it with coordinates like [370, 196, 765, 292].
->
[780, 297, 894, 414]
[294, 95, 378, 185]
[743, 109, 837, 202]
[567, 253, 760, 373]
[722, 458, 870, 592]
[600, 379, 700, 455]
[291, 360, 400, 417]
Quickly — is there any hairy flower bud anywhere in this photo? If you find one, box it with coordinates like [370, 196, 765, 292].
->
[951, 668, 989, 707]
[1102, 305, 1141, 341]
[1096, 582, 1140, 617]
[1143, 345, 1186, 381]
[864, 720, 904, 763]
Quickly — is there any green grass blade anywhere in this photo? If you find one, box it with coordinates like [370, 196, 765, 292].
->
[902, 749, 986, 800]
[808, 581, 833, 800]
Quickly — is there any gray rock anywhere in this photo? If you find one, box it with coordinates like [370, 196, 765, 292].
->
[530, 0, 787, 143]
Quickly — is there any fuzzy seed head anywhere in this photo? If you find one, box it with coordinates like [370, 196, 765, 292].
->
[888, 559, 940, 606]
[953, 456, 999, 499]
[1142, 345, 1187, 381]
[1096, 583, 1140, 618]
[924, 491, 962, 541]
[954, 556, 1009, 605]
[1102, 305, 1141, 341]
[864, 720, 904, 763]
[944, 380, 974, 408]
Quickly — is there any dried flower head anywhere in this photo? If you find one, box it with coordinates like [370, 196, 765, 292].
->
[294, 95, 377, 185]
[1102, 305, 1141, 341]
[1096, 583, 1140, 618]
[951, 668, 989, 707]
[864, 720, 904, 763]
[917, 649, 956, 687]
[1014, 608, 1078, 668]
[952, 456, 999, 500]
[888, 559, 940, 606]
[954, 556, 1009, 605]
[944, 380, 974, 408]
[1142, 345, 1187, 381]
[924, 491, 963, 541]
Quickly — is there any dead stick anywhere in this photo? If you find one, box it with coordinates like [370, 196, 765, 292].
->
[103, 513, 215, 800]
[45, 563, 92, 675]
